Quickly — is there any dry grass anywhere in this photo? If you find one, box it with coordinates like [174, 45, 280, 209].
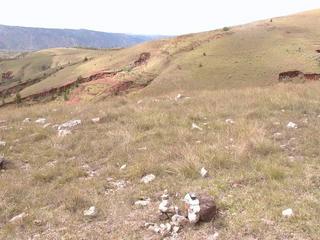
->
[0, 82, 320, 239]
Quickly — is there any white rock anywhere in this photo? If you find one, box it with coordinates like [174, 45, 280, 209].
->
[84, 206, 97, 217]
[43, 123, 51, 128]
[287, 122, 298, 129]
[58, 129, 72, 137]
[225, 119, 235, 124]
[273, 132, 282, 139]
[208, 232, 219, 240]
[120, 164, 127, 170]
[135, 198, 151, 207]
[317, 115, 320, 118]
[0, 141, 6, 147]
[35, 118, 46, 124]
[171, 214, 188, 226]
[91, 117, 100, 123]
[58, 120, 81, 130]
[200, 167, 208, 178]
[175, 94, 183, 101]
[23, 118, 31, 123]
[172, 226, 180, 233]
[137, 100, 143, 105]
[192, 123, 203, 131]
[141, 174, 156, 184]
[184, 193, 201, 224]
[9, 212, 28, 224]
[282, 208, 293, 218]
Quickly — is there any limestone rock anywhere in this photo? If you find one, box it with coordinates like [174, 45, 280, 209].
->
[225, 119, 235, 124]
[9, 212, 28, 224]
[0, 141, 6, 147]
[91, 117, 100, 123]
[141, 174, 156, 184]
[287, 122, 298, 129]
[200, 167, 208, 178]
[35, 118, 46, 124]
[23, 118, 31, 123]
[84, 206, 97, 217]
[282, 208, 293, 218]
[58, 129, 72, 137]
[135, 198, 151, 207]
[58, 120, 81, 130]
[192, 123, 203, 131]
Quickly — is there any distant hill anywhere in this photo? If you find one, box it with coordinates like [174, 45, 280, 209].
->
[0, 25, 160, 51]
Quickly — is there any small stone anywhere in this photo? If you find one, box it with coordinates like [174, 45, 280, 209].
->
[282, 208, 293, 218]
[43, 123, 51, 128]
[273, 132, 282, 139]
[172, 226, 180, 233]
[175, 94, 183, 101]
[287, 122, 298, 129]
[225, 119, 235, 124]
[135, 198, 151, 207]
[171, 214, 189, 226]
[200, 167, 208, 178]
[0, 157, 8, 170]
[120, 164, 127, 170]
[58, 129, 72, 137]
[23, 118, 31, 123]
[33, 219, 43, 226]
[35, 118, 46, 124]
[9, 212, 28, 224]
[192, 123, 203, 131]
[84, 206, 97, 217]
[91, 117, 100, 123]
[141, 174, 156, 184]
[0, 141, 6, 147]
[208, 232, 219, 240]
[58, 120, 81, 130]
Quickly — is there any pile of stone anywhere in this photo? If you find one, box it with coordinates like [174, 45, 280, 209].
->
[146, 190, 217, 238]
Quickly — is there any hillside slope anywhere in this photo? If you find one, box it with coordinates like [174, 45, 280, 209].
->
[1, 9, 320, 105]
[0, 25, 159, 51]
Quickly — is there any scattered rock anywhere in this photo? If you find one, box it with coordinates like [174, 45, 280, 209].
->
[120, 164, 127, 170]
[198, 194, 218, 222]
[135, 198, 151, 207]
[208, 232, 219, 240]
[159, 190, 176, 217]
[58, 120, 81, 130]
[23, 118, 31, 123]
[282, 208, 293, 218]
[192, 123, 203, 131]
[200, 167, 208, 178]
[43, 123, 51, 128]
[184, 193, 201, 224]
[84, 206, 97, 217]
[171, 214, 189, 227]
[9, 212, 28, 224]
[138, 146, 147, 151]
[91, 117, 100, 123]
[0, 141, 6, 147]
[141, 174, 156, 184]
[273, 132, 282, 139]
[287, 122, 298, 129]
[35, 118, 46, 124]
[225, 119, 235, 124]
[175, 94, 183, 101]
[58, 129, 72, 137]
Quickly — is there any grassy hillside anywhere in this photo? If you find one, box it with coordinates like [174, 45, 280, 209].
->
[0, 10, 320, 239]
[1, 10, 320, 105]
[1, 83, 320, 239]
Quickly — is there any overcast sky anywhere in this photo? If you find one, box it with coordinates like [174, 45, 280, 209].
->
[1, 0, 320, 35]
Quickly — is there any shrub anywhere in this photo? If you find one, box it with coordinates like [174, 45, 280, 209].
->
[15, 93, 22, 104]
[223, 27, 230, 31]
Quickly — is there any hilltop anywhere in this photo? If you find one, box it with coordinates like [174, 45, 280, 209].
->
[0, 24, 160, 51]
